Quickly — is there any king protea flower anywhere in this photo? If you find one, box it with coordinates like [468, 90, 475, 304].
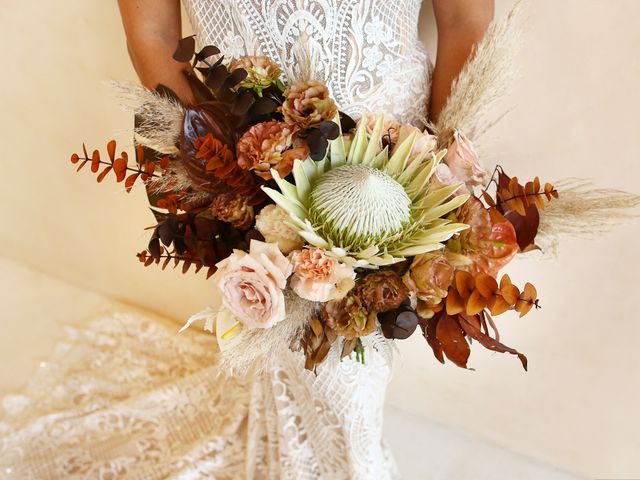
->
[262, 113, 470, 267]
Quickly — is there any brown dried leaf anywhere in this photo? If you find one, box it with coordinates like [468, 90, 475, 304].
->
[423, 316, 445, 364]
[482, 191, 496, 208]
[436, 313, 470, 369]
[459, 315, 528, 370]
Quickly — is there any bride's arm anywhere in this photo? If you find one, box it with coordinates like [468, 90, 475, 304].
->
[118, 0, 196, 104]
[429, 0, 495, 122]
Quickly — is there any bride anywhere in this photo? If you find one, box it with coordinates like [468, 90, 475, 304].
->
[0, 1, 493, 478]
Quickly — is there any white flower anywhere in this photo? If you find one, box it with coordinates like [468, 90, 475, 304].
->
[255, 204, 306, 254]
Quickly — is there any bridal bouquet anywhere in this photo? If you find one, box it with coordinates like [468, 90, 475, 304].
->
[70, 23, 638, 373]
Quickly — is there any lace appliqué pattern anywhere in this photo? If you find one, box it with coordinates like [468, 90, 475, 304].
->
[0, 314, 400, 479]
[183, 0, 431, 126]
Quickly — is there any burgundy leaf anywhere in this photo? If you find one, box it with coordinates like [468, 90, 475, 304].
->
[173, 36, 196, 62]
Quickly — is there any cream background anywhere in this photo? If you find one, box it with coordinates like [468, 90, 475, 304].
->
[1, 0, 639, 478]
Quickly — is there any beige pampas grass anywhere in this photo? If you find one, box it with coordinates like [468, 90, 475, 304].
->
[537, 178, 640, 254]
[107, 81, 185, 156]
[217, 291, 320, 376]
[435, 1, 524, 144]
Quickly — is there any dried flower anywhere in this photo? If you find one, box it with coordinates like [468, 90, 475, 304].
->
[211, 192, 255, 230]
[255, 204, 305, 254]
[403, 252, 454, 307]
[280, 80, 338, 129]
[322, 294, 377, 340]
[356, 270, 408, 312]
[230, 56, 282, 91]
[443, 130, 487, 187]
[289, 248, 356, 302]
[217, 240, 292, 329]
[237, 120, 306, 180]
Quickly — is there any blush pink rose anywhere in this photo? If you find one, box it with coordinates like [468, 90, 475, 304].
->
[443, 130, 488, 187]
[288, 248, 356, 302]
[217, 240, 293, 329]
[393, 124, 437, 163]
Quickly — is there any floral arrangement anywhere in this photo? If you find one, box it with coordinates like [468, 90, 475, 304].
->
[70, 25, 639, 373]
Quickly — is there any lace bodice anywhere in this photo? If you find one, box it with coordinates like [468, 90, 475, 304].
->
[183, 0, 432, 125]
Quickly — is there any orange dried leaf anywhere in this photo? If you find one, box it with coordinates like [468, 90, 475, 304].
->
[446, 290, 466, 316]
[136, 145, 145, 167]
[91, 150, 100, 173]
[70, 153, 80, 164]
[515, 299, 534, 317]
[466, 290, 487, 316]
[125, 173, 140, 192]
[160, 155, 170, 170]
[522, 282, 538, 302]
[500, 274, 513, 289]
[489, 296, 511, 316]
[475, 273, 498, 299]
[113, 153, 128, 182]
[501, 284, 521, 305]
[455, 271, 475, 298]
[107, 140, 117, 162]
[96, 166, 112, 183]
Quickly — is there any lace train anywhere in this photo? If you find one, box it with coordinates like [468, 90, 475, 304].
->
[0, 313, 400, 479]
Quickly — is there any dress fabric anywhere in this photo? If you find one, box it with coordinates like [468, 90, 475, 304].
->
[184, 0, 431, 125]
[0, 2, 432, 479]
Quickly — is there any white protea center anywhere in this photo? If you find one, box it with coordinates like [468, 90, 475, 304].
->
[309, 165, 411, 250]
[262, 113, 470, 268]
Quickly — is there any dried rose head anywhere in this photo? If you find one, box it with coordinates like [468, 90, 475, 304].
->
[230, 55, 282, 91]
[211, 192, 255, 230]
[357, 270, 408, 313]
[237, 120, 308, 180]
[403, 252, 454, 306]
[322, 294, 377, 340]
[280, 80, 338, 129]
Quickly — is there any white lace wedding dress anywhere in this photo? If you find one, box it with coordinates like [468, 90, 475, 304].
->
[0, 2, 431, 479]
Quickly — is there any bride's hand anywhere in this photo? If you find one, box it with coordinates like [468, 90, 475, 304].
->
[118, 0, 197, 105]
[430, 0, 494, 123]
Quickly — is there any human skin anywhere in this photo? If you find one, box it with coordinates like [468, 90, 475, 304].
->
[430, 0, 495, 122]
[118, 0, 495, 119]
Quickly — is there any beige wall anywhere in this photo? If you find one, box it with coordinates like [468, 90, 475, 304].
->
[1, 1, 639, 477]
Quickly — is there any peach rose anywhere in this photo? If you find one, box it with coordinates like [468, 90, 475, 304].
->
[361, 112, 401, 147]
[289, 248, 356, 302]
[217, 240, 292, 329]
